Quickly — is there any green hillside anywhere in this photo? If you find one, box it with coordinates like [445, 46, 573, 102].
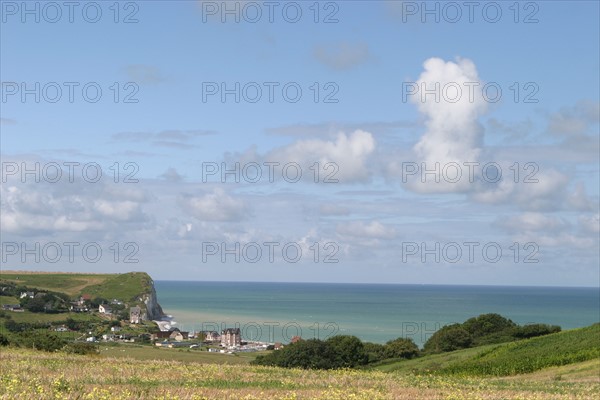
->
[374, 323, 600, 377]
[0, 271, 152, 301]
[440, 323, 600, 376]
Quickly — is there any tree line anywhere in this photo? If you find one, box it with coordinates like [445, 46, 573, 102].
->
[252, 314, 561, 370]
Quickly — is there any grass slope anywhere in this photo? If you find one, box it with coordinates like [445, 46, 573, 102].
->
[440, 323, 600, 376]
[375, 324, 600, 378]
[1, 347, 598, 399]
[0, 271, 152, 301]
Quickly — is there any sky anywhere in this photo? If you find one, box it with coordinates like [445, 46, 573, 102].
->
[0, 0, 598, 286]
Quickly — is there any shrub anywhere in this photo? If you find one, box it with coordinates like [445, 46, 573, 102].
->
[363, 342, 386, 363]
[253, 336, 369, 370]
[0, 333, 9, 346]
[15, 332, 66, 352]
[64, 342, 99, 355]
[514, 323, 561, 339]
[424, 324, 473, 354]
[462, 313, 517, 340]
[326, 335, 369, 367]
[384, 337, 420, 359]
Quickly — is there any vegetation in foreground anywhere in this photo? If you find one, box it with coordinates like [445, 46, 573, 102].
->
[1, 347, 598, 400]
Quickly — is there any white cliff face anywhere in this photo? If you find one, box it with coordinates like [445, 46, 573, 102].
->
[141, 279, 164, 320]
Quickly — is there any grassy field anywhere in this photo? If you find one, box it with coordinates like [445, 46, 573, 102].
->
[372, 324, 600, 377]
[439, 324, 600, 376]
[0, 271, 152, 301]
[98, 344, 262, 365]
[1, 347, 598, 399]
[0, 296, 20, 306]
[0, 308, 101, 325]
[0, 271, 113, 296]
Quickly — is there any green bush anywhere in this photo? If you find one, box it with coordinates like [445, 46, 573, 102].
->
[253, 335, 369, 370]
[14, 332, 66, 352]
[423, 324, 473, 354]
[462, 313, 517, 344]
[383, 337, 420, 359]
[63, 342, 99, 355]
[0, 333, 9, 346]
[363, 342, 386, 363]
[514, 323, 561, 339]
[326, 335, 369, 367]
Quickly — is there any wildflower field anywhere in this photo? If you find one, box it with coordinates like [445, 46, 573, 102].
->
[1, 348, 598, 400]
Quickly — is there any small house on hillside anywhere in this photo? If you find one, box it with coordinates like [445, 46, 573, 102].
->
[150, 328, 189, 342]
[221, 328, 241, 347]
[204, 331, 221, 342]
[170, 329, 189, 341]
[98, 304, 112, 314]
[151, 331, 172, 341]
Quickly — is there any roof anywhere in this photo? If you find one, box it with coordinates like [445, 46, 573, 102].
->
[222, 328, 241, 334]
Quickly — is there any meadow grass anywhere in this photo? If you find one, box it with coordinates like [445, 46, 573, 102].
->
[0, 309, 100, 325]
[0, 271, 151, 300]
[98, 344, 261, 365]
[439, 324, 600, 376]
[1, 347, 598, 399]
[0, 272, 112, 296]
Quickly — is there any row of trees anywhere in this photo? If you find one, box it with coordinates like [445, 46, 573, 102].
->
[0, 331, 98, 354]
[252, 335, 419, 369]
[252, 314, 561, 370]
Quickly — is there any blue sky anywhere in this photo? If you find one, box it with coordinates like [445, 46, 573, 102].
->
[1, 1, 599, 286]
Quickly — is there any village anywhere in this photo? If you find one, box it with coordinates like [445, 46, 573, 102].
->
[1, 287, 292, 354]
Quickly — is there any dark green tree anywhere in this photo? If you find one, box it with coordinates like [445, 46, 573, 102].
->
[326, 335, 369, 367]
[423, 324, 473, 353]
[383, 337, 420, 359]
[363, 342, 386, 363]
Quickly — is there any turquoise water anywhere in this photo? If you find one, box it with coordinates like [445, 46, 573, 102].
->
[154, 281, 600, 346]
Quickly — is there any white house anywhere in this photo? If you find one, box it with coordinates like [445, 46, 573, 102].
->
[98, 304, 112, 314]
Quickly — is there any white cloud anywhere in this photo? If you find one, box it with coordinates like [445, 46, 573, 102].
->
[268, 130, 376, 183]
[178, 188, 248, 222]
[403, 57, 487, 193]
[496, 212, 569, 232]
[579, 214, 600, 234]
[336, 220, 396, 240]
[412, 57, 486, 164]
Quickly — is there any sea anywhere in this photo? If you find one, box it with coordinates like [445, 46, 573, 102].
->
[154, 281, 600, 347]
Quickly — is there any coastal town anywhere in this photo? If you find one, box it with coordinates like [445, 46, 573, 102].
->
[1, 284, 287, 354]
